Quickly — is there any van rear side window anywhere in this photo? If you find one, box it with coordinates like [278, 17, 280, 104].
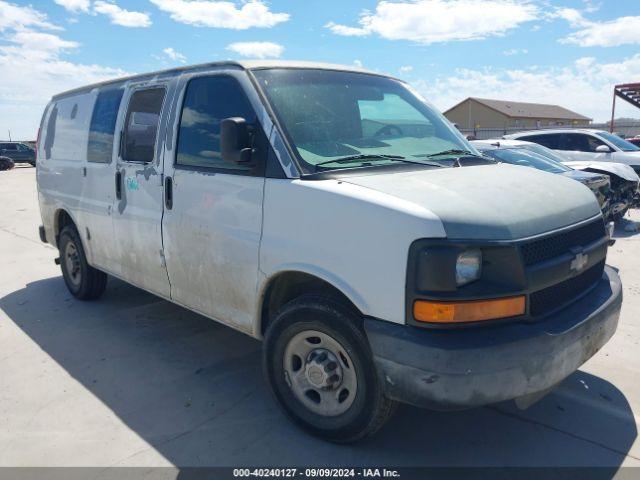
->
[42, 93, 92, 162]
[43, 105, 58, 160]
[88, 88, 124, 163]
[122, 88, 165, 163]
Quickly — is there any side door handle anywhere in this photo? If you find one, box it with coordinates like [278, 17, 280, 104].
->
[118, 129, 125, 159]
[115, 170, 122, 200]
[165, 176, 173, 210]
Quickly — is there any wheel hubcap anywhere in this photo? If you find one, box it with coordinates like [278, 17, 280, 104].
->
[64, 242, 81, 287]
[283, 330, 357, 417]
[304, 349, 343, 389]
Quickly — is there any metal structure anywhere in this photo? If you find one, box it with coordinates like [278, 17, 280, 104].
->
[611, 82, 640, 132]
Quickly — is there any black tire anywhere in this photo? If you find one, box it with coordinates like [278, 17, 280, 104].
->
[58, 225, 107, 300]
[263, 294, 397, 443]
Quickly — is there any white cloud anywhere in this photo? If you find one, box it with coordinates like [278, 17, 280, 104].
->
[353, 59, 363, 68]
[161, 47, 186, 63]
[0, 4, 127, 139]
[0, 0, 59, 31]
[53, 0, 90, 13]
[414, 54, 640, 123]
[503, 48, 528, 56]
[561, 15, 640, 47]
[6, 30, 79, 56]
[94, 1, 152, 27]
[325, 22, 368, 37]
[150, 0, 289, 29]
[399, 65, 413, 73]
[226, 41, 283, 58]
[325, 0, 539, 44]
[553, 7, 589, 27]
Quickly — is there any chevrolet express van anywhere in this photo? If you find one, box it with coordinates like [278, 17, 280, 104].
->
[37, 61, 622, 442]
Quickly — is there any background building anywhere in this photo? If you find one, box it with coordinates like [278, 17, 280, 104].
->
[444, 97, 591, 130]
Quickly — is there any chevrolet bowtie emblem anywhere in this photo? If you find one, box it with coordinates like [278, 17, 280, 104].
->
[570, 252, 588, 273]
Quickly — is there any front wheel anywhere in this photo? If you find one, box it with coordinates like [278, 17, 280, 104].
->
[59, 226, 107, 300]
[263, 295, 397, 443]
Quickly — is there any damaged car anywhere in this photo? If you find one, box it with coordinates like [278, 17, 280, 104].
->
[471, 139, 612, 220]
[492, 138, 638, 220]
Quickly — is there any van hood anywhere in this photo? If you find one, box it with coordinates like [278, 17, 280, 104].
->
[343, 164, 601, 240]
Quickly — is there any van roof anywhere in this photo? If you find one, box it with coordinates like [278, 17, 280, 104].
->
[52, 60, 391, 100]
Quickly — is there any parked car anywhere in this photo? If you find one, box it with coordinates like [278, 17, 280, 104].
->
[37, 61, 621, 442]
[504, 129, 640, 174]
[476, 139, 640, 219]
[0, 156, 15, 171]
[628, 136, 640, 147]
[0, 142, 36, 166]
[501, 139, 639, 219]
[471, 140, 612, 219]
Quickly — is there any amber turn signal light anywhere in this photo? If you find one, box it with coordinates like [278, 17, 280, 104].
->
[413, 296, 525, 324]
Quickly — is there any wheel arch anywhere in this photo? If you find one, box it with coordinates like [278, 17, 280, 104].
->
[257, 269, 367, 339]
[53, 208, 78, 247]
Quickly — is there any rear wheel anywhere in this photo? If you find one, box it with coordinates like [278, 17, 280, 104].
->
[59, 226, 107, 300]
[263, 295, 397, 443]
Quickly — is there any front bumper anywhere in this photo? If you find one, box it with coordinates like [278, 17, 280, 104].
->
[365, 265, 622, 410]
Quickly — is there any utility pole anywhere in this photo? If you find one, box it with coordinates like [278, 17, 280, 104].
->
[610, 90, 616, 133]
[7, 129, 11, 141]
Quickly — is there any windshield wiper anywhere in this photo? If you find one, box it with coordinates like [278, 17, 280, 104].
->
[425, 149, 483, 158]
[315, 154, 445, 169]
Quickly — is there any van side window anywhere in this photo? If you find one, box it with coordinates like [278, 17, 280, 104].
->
[176, 76, 256, 172]
[88, 88, 124, 163]
[122, 88, 165, 163]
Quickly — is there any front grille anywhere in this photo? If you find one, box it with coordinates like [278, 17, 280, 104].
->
[520, 220, 606, 266]
[529, 260, 605, 317]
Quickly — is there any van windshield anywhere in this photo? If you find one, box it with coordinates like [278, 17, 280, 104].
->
[252, 69, 475, 174]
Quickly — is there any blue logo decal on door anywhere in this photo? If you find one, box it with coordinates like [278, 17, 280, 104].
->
[126, 177, 139, 191]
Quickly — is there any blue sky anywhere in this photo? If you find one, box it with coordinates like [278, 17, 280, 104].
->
[1, 0, 639, 139]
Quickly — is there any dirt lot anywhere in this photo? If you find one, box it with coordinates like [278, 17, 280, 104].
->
[1, 166, 639, 468]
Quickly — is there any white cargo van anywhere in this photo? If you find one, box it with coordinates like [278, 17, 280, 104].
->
[37, 61, 622, 442]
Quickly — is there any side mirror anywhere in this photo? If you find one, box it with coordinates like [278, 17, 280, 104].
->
[220, 117, 253, 165]
[595, 144, 612, 153]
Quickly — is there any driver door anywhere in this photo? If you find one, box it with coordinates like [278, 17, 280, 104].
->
[162, 72, 266, 331]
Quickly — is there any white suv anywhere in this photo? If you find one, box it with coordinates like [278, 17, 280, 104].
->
[504, 129, 640, 173]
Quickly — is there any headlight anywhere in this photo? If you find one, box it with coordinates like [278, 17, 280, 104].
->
[456, 249, 482, 286]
